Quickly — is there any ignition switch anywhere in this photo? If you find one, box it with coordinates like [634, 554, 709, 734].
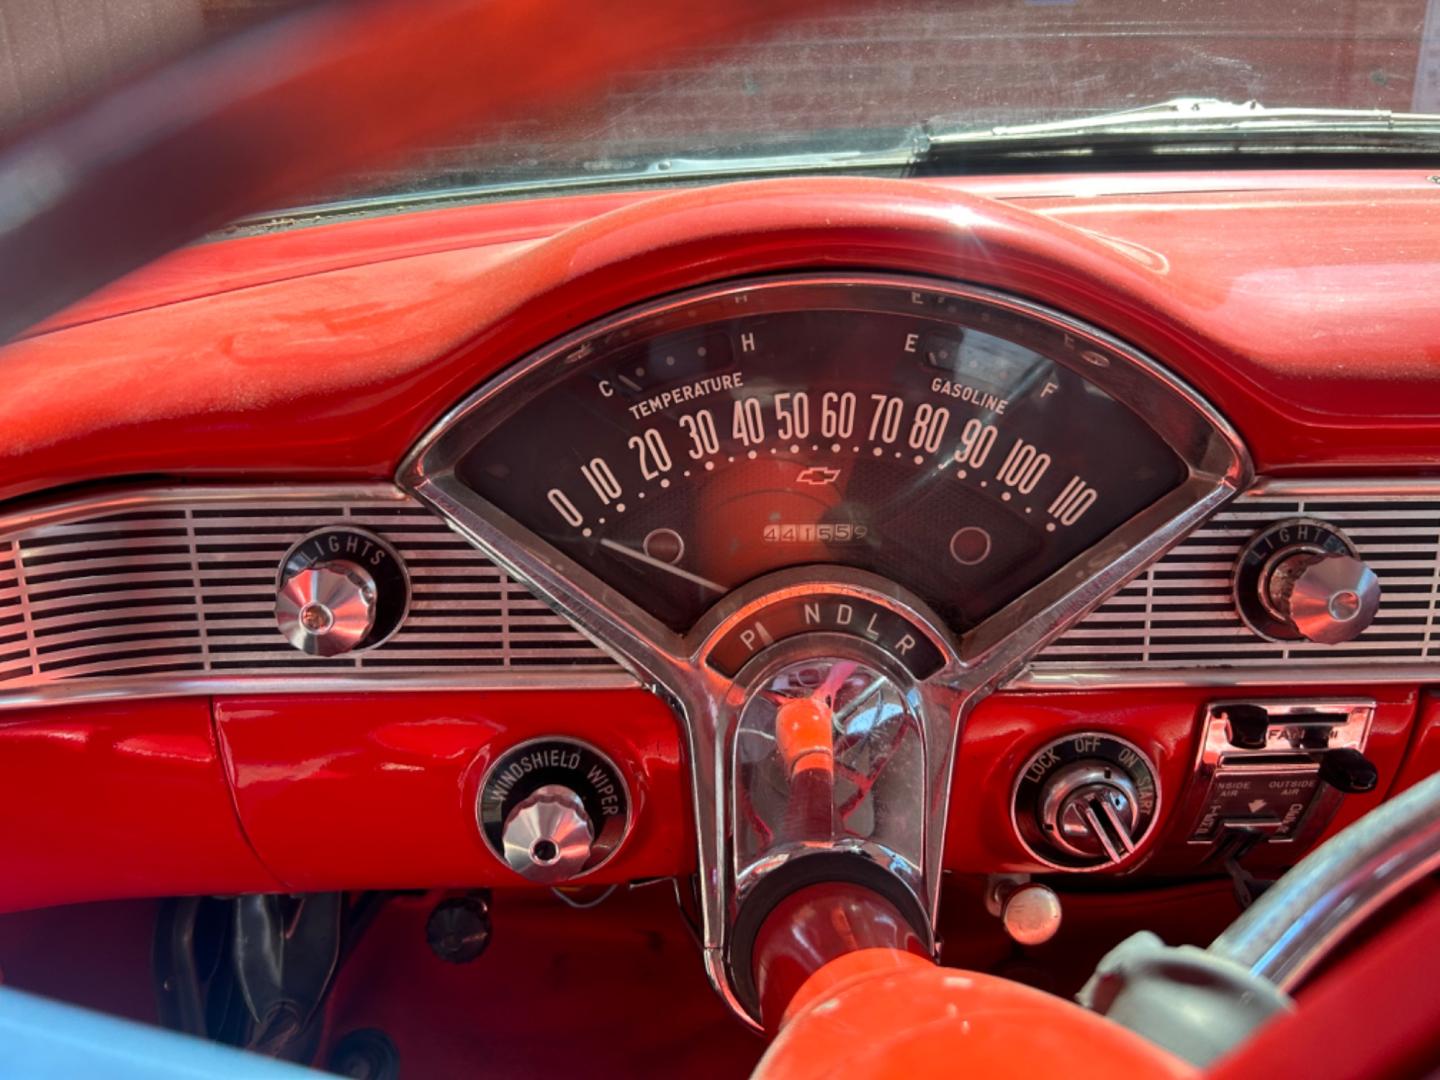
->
[1012, 733, 1160, 871]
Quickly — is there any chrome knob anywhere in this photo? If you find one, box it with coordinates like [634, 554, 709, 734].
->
[1266, 552, 1380, 645]
[275, 561, 377, 656]
[500, 784, 594, 883]
[1040, 761, 1141, 865]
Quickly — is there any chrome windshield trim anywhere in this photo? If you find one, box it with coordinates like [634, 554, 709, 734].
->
[221, 147, 917, 235]
[928, 97, 1440, 147]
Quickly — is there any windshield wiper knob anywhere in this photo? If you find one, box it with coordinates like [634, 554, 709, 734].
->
[501, 784, 595, 884]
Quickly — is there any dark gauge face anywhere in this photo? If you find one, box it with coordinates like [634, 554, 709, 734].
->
[456, 279, 1187, 633]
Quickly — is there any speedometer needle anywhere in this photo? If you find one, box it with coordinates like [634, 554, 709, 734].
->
[599, 538, 727, 594]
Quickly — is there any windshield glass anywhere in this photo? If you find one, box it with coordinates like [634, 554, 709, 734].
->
[5, 0, 1438, 206]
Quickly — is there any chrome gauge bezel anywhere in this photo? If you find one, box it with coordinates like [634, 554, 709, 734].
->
[399, 271, 1251, 1025]
[403, 273, 1249, 665]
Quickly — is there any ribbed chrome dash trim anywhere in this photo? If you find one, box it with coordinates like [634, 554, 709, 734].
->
[1021, 480, 1440, 687]
[0, 483, 627, 708]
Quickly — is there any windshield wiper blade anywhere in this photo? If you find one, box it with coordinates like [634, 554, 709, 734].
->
[922, 97, 1440, 158]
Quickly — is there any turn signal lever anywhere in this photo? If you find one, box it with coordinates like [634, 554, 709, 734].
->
[1080, 769, 1440, 1068]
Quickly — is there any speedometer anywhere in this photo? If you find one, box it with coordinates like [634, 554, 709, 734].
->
[450, 277, 1188, 634]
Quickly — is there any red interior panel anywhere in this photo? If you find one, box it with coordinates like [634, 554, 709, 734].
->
[0, 698, 281, 913]
[0, 682, 1423, 913]
[213, 690, 693, 891]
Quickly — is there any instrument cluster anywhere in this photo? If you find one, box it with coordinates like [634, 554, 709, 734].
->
[450, 276, 1188, 636]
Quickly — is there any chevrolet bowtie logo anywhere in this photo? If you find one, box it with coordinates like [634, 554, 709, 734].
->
[795, 466, 842, 486]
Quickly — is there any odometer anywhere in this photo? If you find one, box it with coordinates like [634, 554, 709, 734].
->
[455, 278, 1188, 633]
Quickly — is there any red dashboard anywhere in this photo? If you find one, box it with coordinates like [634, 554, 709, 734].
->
[4, 682, 1427, 912]
[2, 170, 1440, 1066]
[7, 0, 1440, 1067]
[8, 171, 1440, 504]
[3, 173, 1440, 914]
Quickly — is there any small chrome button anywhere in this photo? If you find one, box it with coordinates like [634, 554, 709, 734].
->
[1001, 882, 1063, 946]
[275, 562, 377, 656]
